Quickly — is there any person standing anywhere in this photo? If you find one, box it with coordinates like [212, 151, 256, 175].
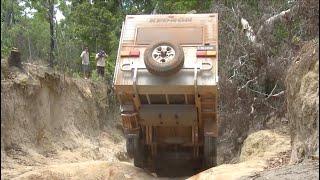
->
[80, 47, 90, 79]
[95, 50, 108, 79]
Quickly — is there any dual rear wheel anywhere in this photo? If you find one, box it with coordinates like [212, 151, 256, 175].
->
[203, 136, 217, 169]
[125, 132, 145, 168]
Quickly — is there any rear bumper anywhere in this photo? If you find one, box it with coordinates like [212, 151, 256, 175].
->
[139, 104, 197, 126]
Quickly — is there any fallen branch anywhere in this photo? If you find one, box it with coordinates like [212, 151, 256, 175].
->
[257, 6, 298, 38]
[247, 87, 268, 97]
[246, 86, 285, 100]
[240, 18, 256, 43]
[241, 3, 298, 48]
[265, 81, 278, 100]
[238, 77, 257, 90]
[269, 90, 284, 97]
[249, 97, 257, 115]
[238, 54, 248, 66]
[250, 103, 254, 114]
[228, 69, 237, 82]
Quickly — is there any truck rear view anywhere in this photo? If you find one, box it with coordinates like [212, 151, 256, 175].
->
[113, 13, 219, 174]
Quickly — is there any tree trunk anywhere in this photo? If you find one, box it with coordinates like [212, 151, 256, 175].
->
[27, 32, 32, 61]
[95, 36, 97, 53]
[8, 48, 22, 68]
[25, 14, 32, 61]
[9, 0, 14, 25]
[55, 19, 59, 66]
[48, 0, 55, 67]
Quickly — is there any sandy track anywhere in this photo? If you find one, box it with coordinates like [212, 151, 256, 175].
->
[12, 161, 154, 180]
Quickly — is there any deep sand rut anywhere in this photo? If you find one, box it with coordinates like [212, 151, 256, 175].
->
[8, 129, 296, 180]
[13, 161, 154, 180]
[1, 61, 318, 180]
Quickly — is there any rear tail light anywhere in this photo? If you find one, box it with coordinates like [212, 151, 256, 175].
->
[121, 50, 140, 57]
[196, 51, 206, 57]
[206, 50, 216, 56]
[196, 50, 216, 57]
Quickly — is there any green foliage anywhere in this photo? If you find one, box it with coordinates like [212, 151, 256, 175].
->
[2, 0, 315, 87]
[1, 0, 212, 76]
[156, 0, 212, 14]
[89, 52, 96, 72]
[72, 72, 81, 79]
[1, 0, 23, 56]
[1, 0, 53, 61]
[91, 69, 100, 82]
[64, 0, 123, 78]
[105, 57, 115, 77]
[269, 23, 290, 55]
[274, 23, 289, 42]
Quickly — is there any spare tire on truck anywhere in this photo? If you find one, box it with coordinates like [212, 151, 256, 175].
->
[144, 41, 184, 76]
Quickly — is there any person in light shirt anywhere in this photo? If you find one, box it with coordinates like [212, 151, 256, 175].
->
[95, 50, 108, 79]
[80, 47, 90, 79]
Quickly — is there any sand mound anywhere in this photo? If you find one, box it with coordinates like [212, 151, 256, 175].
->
[1, 63, 125, 179]
[240, 130, 290, 162]
[188, 130, 291, 180]
[13, 161, 154, 180]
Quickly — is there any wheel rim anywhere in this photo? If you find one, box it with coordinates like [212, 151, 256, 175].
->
[151, 45, 176, 63]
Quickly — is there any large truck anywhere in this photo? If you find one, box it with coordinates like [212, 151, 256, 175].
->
[113, 13, 219, 173]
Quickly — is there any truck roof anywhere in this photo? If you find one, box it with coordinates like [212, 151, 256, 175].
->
[122, 13, 218, 46]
